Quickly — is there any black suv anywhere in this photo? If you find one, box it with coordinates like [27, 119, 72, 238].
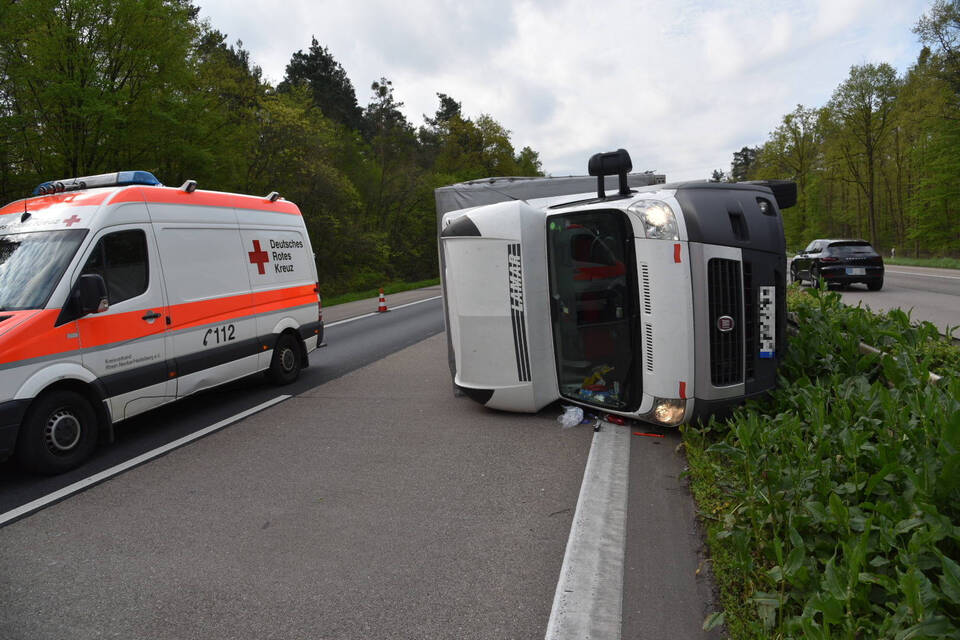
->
[791, 239, 884, 290]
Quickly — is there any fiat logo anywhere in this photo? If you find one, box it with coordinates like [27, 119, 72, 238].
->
[717, 315, 735, 332]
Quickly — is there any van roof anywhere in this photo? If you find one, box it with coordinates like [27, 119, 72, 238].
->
[1, 184, 301, 218]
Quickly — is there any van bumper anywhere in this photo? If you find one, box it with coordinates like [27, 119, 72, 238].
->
[0, 399, 29, 462]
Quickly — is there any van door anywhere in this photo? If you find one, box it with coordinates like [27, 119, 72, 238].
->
[76, 224, 174, 419]
[152, 223, 259, 397]
[546, 209, 640, 411]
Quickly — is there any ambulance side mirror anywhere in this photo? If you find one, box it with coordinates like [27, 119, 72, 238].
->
[76, 274, 109, 315]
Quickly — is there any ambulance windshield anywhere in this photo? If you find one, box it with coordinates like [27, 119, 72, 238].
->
[0, 230, 87, 310]
[547, 210, 639, 411]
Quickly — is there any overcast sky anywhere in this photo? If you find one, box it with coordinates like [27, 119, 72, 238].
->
[196, 0, 931, 181]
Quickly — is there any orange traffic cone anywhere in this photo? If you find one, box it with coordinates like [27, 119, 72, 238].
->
[377, 288, 389, 312]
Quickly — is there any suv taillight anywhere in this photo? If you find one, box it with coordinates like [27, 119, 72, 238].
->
[315, 282, 322, 322]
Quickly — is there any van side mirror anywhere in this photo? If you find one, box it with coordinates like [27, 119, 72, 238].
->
[76, 274, 109, 315]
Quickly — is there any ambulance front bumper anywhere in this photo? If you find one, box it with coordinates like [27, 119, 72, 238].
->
[0, 399, 29, 461]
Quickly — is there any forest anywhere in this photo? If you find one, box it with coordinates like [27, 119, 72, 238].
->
[0, 0, 543, 294]
[5, 1, 960, 294]
[715, 1, 960, 257]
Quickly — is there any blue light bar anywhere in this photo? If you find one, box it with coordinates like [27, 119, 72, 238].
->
[33, 170, 161, 195]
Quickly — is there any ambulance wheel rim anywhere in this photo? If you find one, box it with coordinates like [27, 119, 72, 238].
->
[280, 347, 296, 373]
[45, 409, 82, 453]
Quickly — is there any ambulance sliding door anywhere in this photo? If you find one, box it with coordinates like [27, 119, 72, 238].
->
[75, 213, 175, 420]
[149, 208, 258, 398]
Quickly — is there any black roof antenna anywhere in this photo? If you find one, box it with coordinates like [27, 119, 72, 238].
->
[587, 148, 633, 199]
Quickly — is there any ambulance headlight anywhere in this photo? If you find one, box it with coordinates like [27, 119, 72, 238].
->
[648, 397, 686, 426]
[629, 200, 679, 240]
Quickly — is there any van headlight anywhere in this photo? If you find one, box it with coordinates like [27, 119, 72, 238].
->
[642, 397, 686, 426]
[629, 200, 679, 240]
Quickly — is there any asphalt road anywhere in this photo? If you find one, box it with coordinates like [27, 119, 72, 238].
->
[800, 264, 960, 337]
[0, 287, 720, 639]
[0, 291, 445, 516]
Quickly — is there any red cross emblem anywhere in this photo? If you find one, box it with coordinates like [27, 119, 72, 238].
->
[248, 240, 269, 274]
[63, 214, 81, 227]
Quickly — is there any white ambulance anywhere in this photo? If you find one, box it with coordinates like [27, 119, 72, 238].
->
[438, 149, 795, 426]
[0, 171, 322, 473]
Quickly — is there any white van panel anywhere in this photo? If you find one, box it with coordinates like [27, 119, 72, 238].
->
[154, 226, 250, 302]
[120, 382, 175, 419]
[176, 353, 261, 397]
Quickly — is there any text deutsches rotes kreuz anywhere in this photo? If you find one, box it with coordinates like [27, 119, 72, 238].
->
[270, 239, 302, 273]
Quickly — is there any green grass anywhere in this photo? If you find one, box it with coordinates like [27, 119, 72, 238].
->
[685, 285, 960, 638]
[321, 278, 440, 307]
[886, 256, 960, 270]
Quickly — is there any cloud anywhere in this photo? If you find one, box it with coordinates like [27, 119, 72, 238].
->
[195, 0, 930, 181]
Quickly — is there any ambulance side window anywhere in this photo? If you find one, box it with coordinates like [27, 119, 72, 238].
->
[81, 230, 149, 305]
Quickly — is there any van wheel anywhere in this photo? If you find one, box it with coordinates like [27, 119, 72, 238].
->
[17, 390, 98, 475]
[268, 334, 301, 385]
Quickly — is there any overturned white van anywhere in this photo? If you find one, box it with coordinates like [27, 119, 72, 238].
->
[437, 149, 794, 426]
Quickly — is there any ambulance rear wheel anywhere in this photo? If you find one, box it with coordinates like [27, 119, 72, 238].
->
[268, 334, 301, 385]
[17, 390, 98, 475]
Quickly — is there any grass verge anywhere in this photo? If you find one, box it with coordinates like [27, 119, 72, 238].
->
[685, 285, 960, 638]
[321, 278, 440, 307]
[885, 257, 960, 270]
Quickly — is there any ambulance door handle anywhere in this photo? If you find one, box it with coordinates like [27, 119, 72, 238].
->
[142, 311, 161, 321]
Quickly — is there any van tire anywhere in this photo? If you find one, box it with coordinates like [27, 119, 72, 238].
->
[17, 390, 98, 475]
[268, 334, 301, 385]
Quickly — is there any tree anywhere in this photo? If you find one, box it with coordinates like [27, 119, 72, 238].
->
[161, 29, 267, 191]
[0, 0, 199, 197]
[710, 169, 727, 182]
[827, 63, 900, 247]
[915, 0, 960, 103]
[730, 146, 760, 181]
[278, 37, 363, 132]
[361, 77, 418, 227]
[515, 146, 543, 176]
[418, 92, 462, 169]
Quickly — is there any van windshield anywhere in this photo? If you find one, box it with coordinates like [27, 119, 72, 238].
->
[0, 230, 87, 310]
[547, 210, 639, 410]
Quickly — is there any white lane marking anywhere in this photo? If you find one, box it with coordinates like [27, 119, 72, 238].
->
[885, 270, 960, 281]
[324, 295, 442, 328]
[0, 395, 291, 528]
[546, 424, 631, 640]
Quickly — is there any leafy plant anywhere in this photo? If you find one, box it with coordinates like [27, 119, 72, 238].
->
[686, 287, 960, 638]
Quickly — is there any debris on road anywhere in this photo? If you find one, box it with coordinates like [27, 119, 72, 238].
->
[557, 405, 584, 428]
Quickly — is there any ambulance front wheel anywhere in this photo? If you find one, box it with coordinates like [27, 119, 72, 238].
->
[268, 334, 302, 385]
[17, 390, 98, 475]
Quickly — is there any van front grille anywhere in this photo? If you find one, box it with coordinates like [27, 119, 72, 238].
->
[743, 261, 755, 381]
[708, 258, 744, 386]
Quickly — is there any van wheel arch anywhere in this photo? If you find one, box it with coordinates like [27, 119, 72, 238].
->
[29, 379, 111, 433]
[267, 329, 305, 385]
[16, 383, 106, 474]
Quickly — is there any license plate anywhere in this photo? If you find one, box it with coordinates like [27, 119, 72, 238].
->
[759, 286, 775, 359]
[846, 267, 866, 275]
